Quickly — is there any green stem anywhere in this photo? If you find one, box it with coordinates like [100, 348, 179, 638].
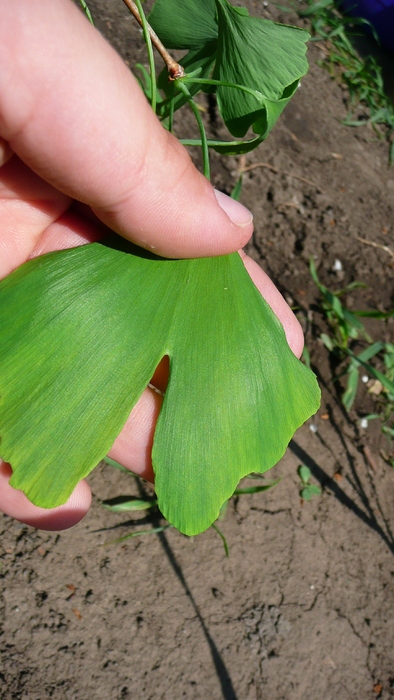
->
[176, 82, 210, 180]
[133, 0, 157, 114]
[106, 524, 173, 545]
[180, 76, 265, 102]
[103, 456, 134, 473]
[179, 133, 264, 151]
[79, 0, 94, 24]
[211, 523, 229, 557]
[179, 138, 242, 147]
[168, 82, 175, 133]
[157, 77, 263, 120]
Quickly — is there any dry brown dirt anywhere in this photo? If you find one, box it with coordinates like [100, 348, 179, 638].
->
[1, 1, 394, 699]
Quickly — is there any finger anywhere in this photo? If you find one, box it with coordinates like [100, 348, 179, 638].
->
[239, 251, 304, 358]
[0, 461, 91, 530]
[0, 155, 71, 276]
[108, 386, 161, 483]
[0, 0, 253, 259]
[29, 205, 107, 259]
[0, 385, 160, 530]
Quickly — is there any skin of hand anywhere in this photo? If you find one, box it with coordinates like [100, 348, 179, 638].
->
[0, 0, 304, 531]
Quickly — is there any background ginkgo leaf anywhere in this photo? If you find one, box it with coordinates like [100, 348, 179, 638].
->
[214, 0, 309, 137]
[148, 0, 217, 49]
[0, 242, 320, 535]
[149, 0, 309, 141]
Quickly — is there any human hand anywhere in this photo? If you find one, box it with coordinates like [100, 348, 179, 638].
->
[0, 0, 303, 530]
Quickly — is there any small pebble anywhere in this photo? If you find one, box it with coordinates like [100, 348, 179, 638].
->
[360, 417, 369, 429]
[309, 423, 318, 433]
[333, 259, 343, 272]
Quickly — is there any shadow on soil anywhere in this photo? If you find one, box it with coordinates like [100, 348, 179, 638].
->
[156, 529, 239, 700]
[290, 438, 394, 556]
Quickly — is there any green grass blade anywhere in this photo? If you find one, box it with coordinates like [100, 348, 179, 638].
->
[342, 366, 359, 411]
[211, 523, 229, 557]
[299, 0, 334, 16]
[103, 498, 157, 512]
[134, 0, 157, 114]
[106, 524, 172, 545]
[354, 341, 385, 363]
[103, 456, 131, 473]
[79, 0, 94, 24]
[353, 309, 394, 319]
[230, 175, 243, 201]
[234, 479, 280, 495]
[348, 354, 394, 396]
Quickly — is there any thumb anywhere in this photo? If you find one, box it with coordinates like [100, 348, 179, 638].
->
[0, 0, 253, 258]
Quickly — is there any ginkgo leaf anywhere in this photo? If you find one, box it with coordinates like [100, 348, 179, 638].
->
[148, 0, 217, 49]
[153, 252, 319, 534]
[214, 0, 309, 137]
[0, 241, 320, 535]
[149, 0, 309, 140]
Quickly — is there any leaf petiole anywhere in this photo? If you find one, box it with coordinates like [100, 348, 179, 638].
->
[130, 0, 157, 113]
[179, 76, 266, 102]
[176, 81, 210, 179]
[179, 133, 265, 155]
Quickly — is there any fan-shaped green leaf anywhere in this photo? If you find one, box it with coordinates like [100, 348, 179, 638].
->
[0, 242, 320, 535]
[148, 0, 218, 49]
[150, 0, 308, 141]
[214, 0, 309, 137]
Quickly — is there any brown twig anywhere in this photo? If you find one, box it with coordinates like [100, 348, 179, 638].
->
[239, 161, 321, 190]
[121, 0, 185, 79]
[355, 235, 394, 259]
[363, 445, 378, 472]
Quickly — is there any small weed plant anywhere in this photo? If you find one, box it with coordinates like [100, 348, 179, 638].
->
[0, 1, 320, 536]
[300, 0, 394, 163]
[310, 259, 394, 464]
[298, 464, 321, 501]
[102, 456, 280, 554]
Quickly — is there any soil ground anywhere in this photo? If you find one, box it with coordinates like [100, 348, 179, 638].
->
[1, 2, 394, 699]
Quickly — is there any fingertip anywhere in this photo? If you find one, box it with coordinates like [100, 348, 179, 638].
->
[213, 187, 253, 228]
[0, 461, 91, 530]
[284, 316, 305, 359]
[240, 252, 305, 358]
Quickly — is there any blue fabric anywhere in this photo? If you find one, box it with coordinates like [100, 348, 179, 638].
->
[341, 0, 394, 53]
